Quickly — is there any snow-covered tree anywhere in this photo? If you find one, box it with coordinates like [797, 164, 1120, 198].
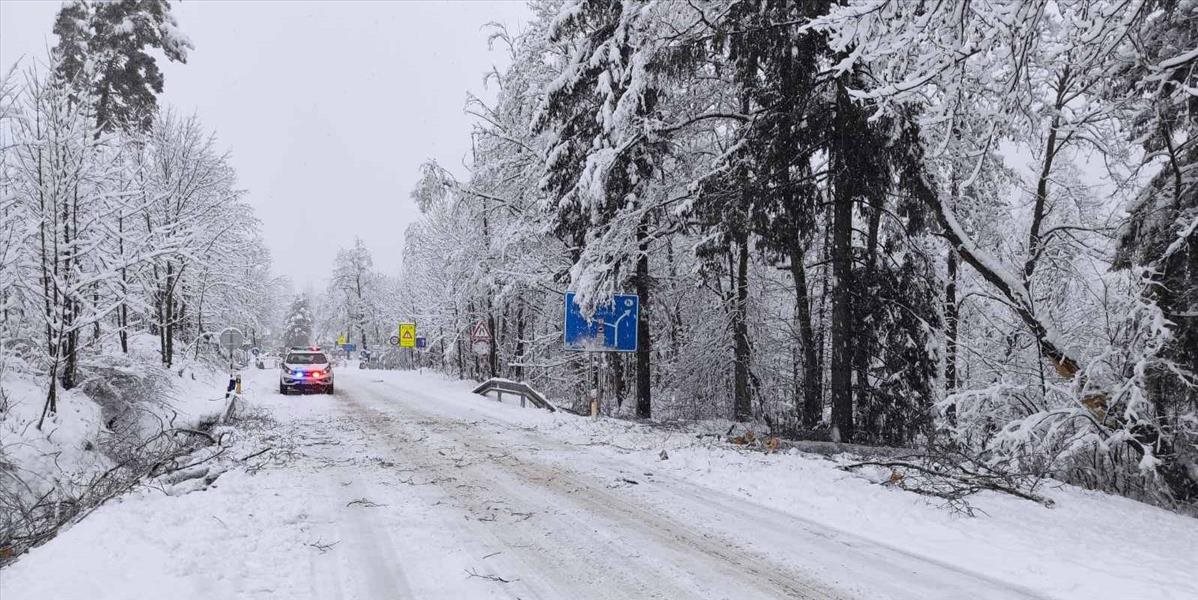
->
[282, 295, 313, 349]
[52, 0, 192, 134]
[386, 0, 1195, 506]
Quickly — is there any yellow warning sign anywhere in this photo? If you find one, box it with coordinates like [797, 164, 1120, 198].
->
[398, 322, 416, 348]
[337, 333, 347, 346]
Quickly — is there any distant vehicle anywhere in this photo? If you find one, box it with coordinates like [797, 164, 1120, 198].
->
[279, 347, 334, 394]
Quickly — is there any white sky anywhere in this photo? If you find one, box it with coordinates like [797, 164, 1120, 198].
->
[0, 0, 531, 289]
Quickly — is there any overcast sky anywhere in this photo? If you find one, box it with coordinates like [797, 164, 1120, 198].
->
[0, 0, 531, 290]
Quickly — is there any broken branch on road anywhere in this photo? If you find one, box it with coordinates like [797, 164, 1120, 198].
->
[306, 539, 340, 554]
[465, 567, 518, 583]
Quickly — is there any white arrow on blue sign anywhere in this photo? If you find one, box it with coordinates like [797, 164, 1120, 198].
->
[563, 292, 639, 352]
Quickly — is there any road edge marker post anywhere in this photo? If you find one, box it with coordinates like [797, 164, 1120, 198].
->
[218, 327, 245, 422]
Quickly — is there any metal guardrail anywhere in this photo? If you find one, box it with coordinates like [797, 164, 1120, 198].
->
[471, 378, 556, 412]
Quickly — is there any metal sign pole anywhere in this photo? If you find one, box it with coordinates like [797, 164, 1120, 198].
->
[590, 352, 600, 418]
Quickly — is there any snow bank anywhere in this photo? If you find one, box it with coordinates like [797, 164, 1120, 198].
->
[1, 338, 240, 555]
[379, 370, 1198, 600]
[1, 366, 113, 500]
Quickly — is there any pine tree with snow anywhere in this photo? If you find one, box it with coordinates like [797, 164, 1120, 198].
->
[535, 0, 669, 419]
[282, 296, 314, 349]
[52, 0, 192, 133]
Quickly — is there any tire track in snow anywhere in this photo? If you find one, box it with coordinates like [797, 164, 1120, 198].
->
[343, 377, 843, 600]
[351, 373, 1047, 600]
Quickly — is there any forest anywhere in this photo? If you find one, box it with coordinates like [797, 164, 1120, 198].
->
[376, 0, 1197, 508]
[2, 0, 1195, 519]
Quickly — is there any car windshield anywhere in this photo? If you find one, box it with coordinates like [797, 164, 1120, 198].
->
[286, 353, 327, 365]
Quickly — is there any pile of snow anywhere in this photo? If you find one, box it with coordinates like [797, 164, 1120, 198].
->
[1, 362, 113, 501]
[1, 335, 238, 557]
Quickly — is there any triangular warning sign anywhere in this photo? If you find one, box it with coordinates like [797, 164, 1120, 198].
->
[401, 330, 413, 340]
[470, 321, 491, 342]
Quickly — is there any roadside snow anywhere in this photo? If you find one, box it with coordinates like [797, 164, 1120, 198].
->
[1, 366, 113, 499]
[1, 335, 239, 551]
[3, 368, 1195, 600]
[370, 370, 1198, 600]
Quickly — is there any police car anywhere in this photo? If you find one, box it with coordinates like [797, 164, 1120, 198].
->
[279, 347, 334, 395]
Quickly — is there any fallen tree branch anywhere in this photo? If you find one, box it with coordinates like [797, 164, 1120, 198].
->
[842, 459, 1055, 508]
[306, 539, 340, 554]
[167, 427, 217, 445]
[465, 568, 517, 583]
[238, 447, 273, 462]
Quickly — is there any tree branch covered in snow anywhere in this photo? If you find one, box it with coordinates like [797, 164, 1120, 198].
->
[389, 0, 1196, 509]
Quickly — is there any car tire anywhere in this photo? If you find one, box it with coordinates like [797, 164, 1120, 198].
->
[279, 383, 288, 395]
[326, 384, 334, 395]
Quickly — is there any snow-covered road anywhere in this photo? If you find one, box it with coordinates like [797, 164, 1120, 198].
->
[317, 373, 1041, 599]
[5, 367, 1195, 599]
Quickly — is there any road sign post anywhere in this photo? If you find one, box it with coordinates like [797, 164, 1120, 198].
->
[563, 292, 639, 352]
[469, 321, 491, 358]
[399, 322, 416, 370]
[399, 323, 416, 348]
[217, 327, 245, 419]
[218, 327, 245, 370]
[562, 293, 641, 417]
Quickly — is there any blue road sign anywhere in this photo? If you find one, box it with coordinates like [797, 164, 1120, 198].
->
[564, 292, 639, 352]
[342, 343, 356, 353]
[415, 336, 427, 349]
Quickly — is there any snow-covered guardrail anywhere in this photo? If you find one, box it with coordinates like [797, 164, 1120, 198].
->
[471, 378, 555, 412]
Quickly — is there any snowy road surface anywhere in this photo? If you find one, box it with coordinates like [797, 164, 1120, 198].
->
[4, 367, 1195, 599]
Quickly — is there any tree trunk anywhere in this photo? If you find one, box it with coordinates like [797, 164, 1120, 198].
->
[944, 249, 959, 417]
[59, 182, 78, 391]
[487, 311, 498, 378]
[732, 233, 752, 422]
[38, 368, 58, 430]
[790, 245, 821, 427]
[1024, 72, 1066, 283]
[853, 202, 882, 438]
[454, 307, 464, 379]
[635, 220, 652, 419]
[91, 286, 101, 347]
[118, 213, 128, 353]
[513, 299, 526, 381]
[610, 352, 625, 409]
[829, 87, 857, 443]
[162, 262, 174, 369]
